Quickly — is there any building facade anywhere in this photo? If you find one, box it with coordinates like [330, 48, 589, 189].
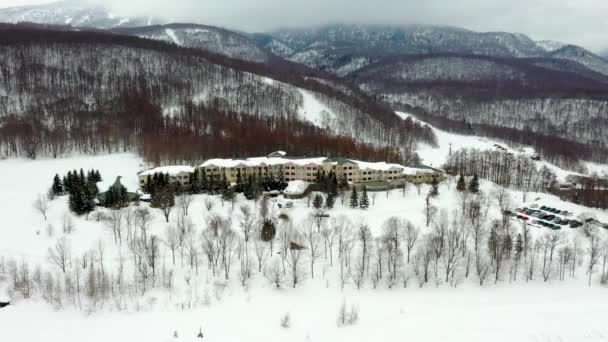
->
[197, 154, 445, 186]
[136, 153, 445, 190]
[137, 166, 195, 188]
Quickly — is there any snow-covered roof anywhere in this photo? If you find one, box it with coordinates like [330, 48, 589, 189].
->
[352, 160, 405, 171]
[284, 180, 310, 195]
[268, 150, 287, 157]
[138, 165, 195, 177]
[200, 157, 330, 169]
[402, 167, 436, 175]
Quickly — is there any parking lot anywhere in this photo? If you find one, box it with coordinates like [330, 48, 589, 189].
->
[506, 203, 608, 231]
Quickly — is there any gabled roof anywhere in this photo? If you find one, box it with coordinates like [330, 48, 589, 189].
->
[138, 165, 195, 177]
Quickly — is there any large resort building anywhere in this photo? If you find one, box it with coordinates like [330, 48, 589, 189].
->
[137, 151, 445, 189]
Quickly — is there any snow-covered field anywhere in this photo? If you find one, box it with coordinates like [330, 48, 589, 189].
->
[4, 284, 608, 342]
[1, 151, 608, 342]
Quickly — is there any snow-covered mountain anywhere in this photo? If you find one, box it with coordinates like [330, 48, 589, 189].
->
[545, 45, 608, 76]
[254, 24, 548, 75]
[351, 53, 608, 166]
[535, 40, 567, 52]
[0, 0, 161, 28]
[255, 24, 608, 77]
[113, 24, 272, 63]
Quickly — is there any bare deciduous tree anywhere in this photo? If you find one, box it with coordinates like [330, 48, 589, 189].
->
[587, 234, 603, 286]
[266, 257, 285, 288]
[177, 193, 194, 216]
[34, 194, 50, 221]
[165, 225, 181, 266]
[238, 204, 256, 243]
[404, 222, 419, 264]
[303, 219, 322, 279]
[48, 236, 71, 273]
[253, 228, 269, 272]
[104, 208, 124, 245]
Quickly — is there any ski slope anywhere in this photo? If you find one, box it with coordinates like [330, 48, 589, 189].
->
[395, 111, 605, 181]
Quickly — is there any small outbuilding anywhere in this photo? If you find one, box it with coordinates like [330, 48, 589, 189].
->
[97, 176, 139, 207]
[283, 180, 311, 199]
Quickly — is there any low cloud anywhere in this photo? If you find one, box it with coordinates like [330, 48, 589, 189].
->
[2, 0, 606, 51]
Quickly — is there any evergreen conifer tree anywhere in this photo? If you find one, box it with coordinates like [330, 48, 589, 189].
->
[313, 193, 324, 209]
[350, 187, 358, 208]
[430, 177, 439, 197]
[469, 174, 480, 193]
[456, 174, 466, 191]
[62, 175, 69, 193]
[52, 174, 63, 195]
[261, 220, 276, 242]
[189, 171, 200, 194]
[94, 169, 102, 182]
[235, 169, 245, 193]
[200, 169, 208, 193]
[360, 186, 370, 209]
[325, 192, 335, 209]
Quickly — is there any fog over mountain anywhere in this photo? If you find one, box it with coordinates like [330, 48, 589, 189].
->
[0, 0, 606, 52]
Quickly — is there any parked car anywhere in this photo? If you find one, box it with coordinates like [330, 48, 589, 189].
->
[285, 201, 293, 208]
[540, 206, 548, 210]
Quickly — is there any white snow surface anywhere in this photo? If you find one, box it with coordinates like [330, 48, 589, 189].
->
[283, 180, 309, 196]
[2, 153, 608, 341]
[297, 89, 336, 128]
[139, 165, 195, 177]
[164, 28, 182, 46]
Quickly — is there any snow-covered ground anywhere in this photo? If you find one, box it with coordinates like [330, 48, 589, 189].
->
[298, 89, 336, 128]
[395, 111, 606, 181]
[3, 284, 608, 342]
[1, 153, 608, 342]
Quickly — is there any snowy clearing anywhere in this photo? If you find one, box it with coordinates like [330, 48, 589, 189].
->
[1, 153, 608, 342]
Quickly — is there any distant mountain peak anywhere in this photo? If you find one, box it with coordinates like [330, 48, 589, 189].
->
[0, 0, 164, 28]
[535, 40, 566, 52]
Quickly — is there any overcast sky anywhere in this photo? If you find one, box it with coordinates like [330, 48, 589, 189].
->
[1, 0, 607, 52]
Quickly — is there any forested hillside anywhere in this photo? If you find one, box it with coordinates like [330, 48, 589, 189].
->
[0, 24, 435, 164]
[350, 54, 608, 167]
[113, 23, 272, 63]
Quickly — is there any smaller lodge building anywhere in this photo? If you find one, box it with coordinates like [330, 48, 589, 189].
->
[137, 152, 445, 189]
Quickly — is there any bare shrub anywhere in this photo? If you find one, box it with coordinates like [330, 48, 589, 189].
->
[280, 312, 291, 329]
